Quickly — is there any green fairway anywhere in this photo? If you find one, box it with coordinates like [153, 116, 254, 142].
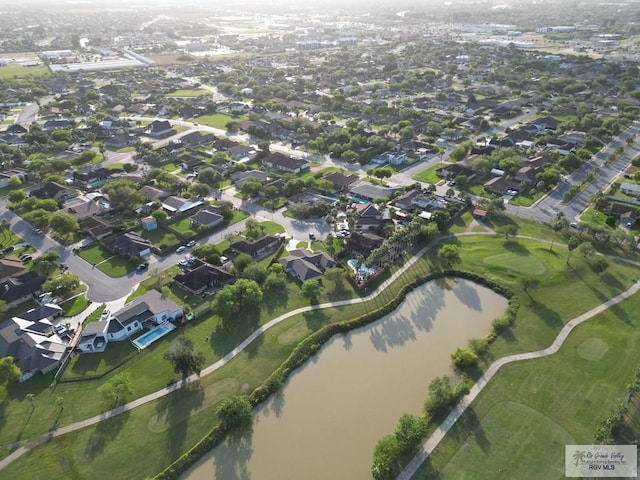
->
[166, 89, 210, 97]
[0, 63, 50, 78]
[417, 292, 640, 479]
[482, 251, 546, 275]
[438, 401, 574, 479]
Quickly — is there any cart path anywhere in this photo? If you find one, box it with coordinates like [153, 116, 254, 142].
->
[397, 280, 640, 480]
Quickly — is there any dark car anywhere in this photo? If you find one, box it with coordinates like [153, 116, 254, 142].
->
[1, 246, 14, 254]
[137, 262, 149, 271]
[20, 254, 33, 263]
[59, 263, 69, 271]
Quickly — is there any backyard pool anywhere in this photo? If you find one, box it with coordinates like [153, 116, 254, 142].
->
[347, 259, 378, 277]
[132, 322, 176, 349]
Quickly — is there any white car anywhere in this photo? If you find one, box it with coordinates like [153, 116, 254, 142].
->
[101, 308, 110, 319]
[176, 245, 186, 254]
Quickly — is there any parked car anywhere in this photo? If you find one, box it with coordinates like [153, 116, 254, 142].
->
[176, 245, 186, 254]
[308, 233, 316, 240]
[101, 308, 110, 319]
[20, 254, 32, 263]
[54, 324, 68, 337]
[186, 240, 196, 247]
[2, 246, 14, 254]
[59, 263, 69, 271]
[137, 262, 149, 272]
[34, 228, 44, 235]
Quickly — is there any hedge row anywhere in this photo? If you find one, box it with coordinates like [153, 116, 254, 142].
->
[154, 269, 513, 480]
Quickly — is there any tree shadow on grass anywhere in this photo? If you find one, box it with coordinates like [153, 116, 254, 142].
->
[449, 406, 491, 453]
[155, 381, 205, 461]
[502, 240, 529, 256]
[262, 289, 288, 313]
[210, 308, 264, 359]
[302, 308, 331, 332]
[84, 410, 130, 460]
[529, 297, 562, 328]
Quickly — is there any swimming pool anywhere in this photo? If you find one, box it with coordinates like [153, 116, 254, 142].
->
[133, 322, 176, 349]
[347, 259, 378, 275]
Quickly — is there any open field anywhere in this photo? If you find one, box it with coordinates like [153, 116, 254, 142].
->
[77, 244, 136, 278]
[0, 63, 49, 79]
[412, 163, 442, 184]
[193, 113, 247, 129]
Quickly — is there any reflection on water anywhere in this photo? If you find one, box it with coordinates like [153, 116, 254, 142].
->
[183, 279, 508, 480]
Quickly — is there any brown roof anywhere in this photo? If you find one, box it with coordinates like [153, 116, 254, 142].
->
[0, 257, 25, 281]
[322, 171, 359, 188]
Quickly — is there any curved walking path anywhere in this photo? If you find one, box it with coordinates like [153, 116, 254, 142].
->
[397, 280, 640, 480]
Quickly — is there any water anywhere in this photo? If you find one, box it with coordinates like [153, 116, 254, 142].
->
[183, 279, 507, 480]
[133, 323, 175, 349]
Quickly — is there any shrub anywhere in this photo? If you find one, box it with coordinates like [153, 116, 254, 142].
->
[491, 315, 512, 333]
[451, 347, 478, 369]
[468, 337, 489, 356]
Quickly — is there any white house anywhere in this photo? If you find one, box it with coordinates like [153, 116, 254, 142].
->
[78, 291, 183, 353]
[620, 182, 640, 197]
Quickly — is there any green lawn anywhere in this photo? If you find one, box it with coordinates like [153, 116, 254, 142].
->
[412, 163, 442, 184]
[167, 217, 199, 238]
[2, 219, 639, 479]
[0, 231, 21, 248]
[138, 228, 180, 250]
[77, 244, 136, 278]
[59, 291, 90, 317]
[579, 207, 613, 231]
[417, 292, 640, 479]
[193, 113, 248, 129]
[166, 89, 210, 97]
[0, 63, 50, 78]
[509, 189, 545, 207]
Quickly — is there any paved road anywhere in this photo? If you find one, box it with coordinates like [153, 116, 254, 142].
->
[397, 278, 640, 480]
[15, 103, 38, 125]
[510, 121, 640, 224]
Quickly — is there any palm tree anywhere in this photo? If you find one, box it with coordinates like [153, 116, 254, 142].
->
[26, 393, 35, 412]
[55, 396, 64, 411]
[549, 216, 569, 251]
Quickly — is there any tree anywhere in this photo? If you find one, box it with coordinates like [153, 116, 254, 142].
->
[152, 209, 168, 224]
[394, 413, 427, 449]
[7, 189, 25, 203]
[590, 257, 609, 276]
[520, 275, 540, 294]
[198, 167, 223, 187]
[97, 373, 134, 405]
[215, 395, 253, 428]
[549, 214, 569, 251]
[213, 279, 263, 317]
[240, 180, 262, 197]
[163, 336, 206, 379]
[7, 175, 22, 189]
[496, 224, 518, 239]
[424, 375, 454, 417]
[0, 218, 10, 239]
[33, 251, 60, 276]
[56, 396, 65, 410]
[241, 263, 268, 284]
[577, 241, 595, 258]
[438, 244, 461, 268]
[371, 434, 401, 480]
[42, 274, 80, 298]
[191, 244, 221, 264]
[264, 272, 287, 292]
[301, 280, 323, 302]
[324, 267, 346, 291]
[0, 356, 21, 384]
[233, 253, 253, 273]
[567, 236, 580, 266]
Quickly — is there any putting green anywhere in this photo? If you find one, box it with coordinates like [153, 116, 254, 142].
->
[577, 337, 609, 361]
[147, 378, 238, 432]
[440, 401, 574, 479]
[482, 252, 546, 275]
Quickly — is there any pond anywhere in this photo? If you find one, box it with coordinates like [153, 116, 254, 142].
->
[183, 278, 508, 480]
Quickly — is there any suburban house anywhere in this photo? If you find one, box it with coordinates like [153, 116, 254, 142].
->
[0, 271, 46, 308]
[180, 131, 215, 148]
[30, 182, 78, 203]
[162, 196, 204, 215]
[0, 133, 28, 147]
[349, 183, 402, 201]
[4, 123, 27, 135]
[80, 216, 114, 240]
[172, 259, 236, 295]
[139, 185, 171, 202]
[180, 154, 204, 171]
[42, 119, 73, 131]
[75, 167, 124, 188]
[261, 152, 310, 174]
[345, 231, 384, 255]
[322, 171, 359, 191]
[0, 257, 25, 281]
[190, 209, 224, 230]
[105, 133, 137, 149]
[230, 169, 272, 187]
[620, 182, 640, 197]
[279, 249, 337, 282]
[483, 176, 521, 195]
[355, 203, 384, 230]
[78, 290, 183, 353]
[230, 235, 284, 259]
[145, 120, 176, 139]
[0, 313, 68, 381]
[0, 167, 29, 188]
[436, 163, 474, 179]
[103, 232, 152, 258]
[62, 193, 110, 219]
[227, 145, 255, 160]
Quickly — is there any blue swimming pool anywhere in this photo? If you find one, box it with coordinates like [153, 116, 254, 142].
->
[348, 259, 369, 273]
[133, 323, 175, 349]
